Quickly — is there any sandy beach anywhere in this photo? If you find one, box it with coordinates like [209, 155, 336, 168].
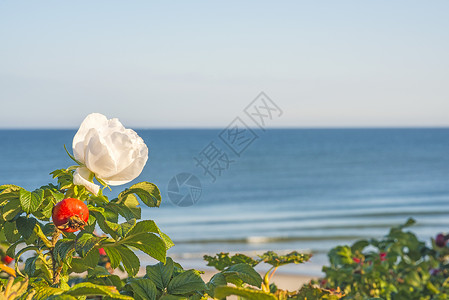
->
[200, 270, 317, 292]
[117, 267, 317, 292]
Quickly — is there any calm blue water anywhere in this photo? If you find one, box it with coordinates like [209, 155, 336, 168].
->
[1, 129, 448, 275]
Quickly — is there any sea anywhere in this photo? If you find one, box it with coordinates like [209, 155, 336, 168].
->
[1, 128, 448, 276]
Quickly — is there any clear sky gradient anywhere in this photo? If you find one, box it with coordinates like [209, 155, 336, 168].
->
[1, 1, 448, 128]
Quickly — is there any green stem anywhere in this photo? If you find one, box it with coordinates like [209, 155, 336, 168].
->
[50, 228, 61, 286]
[261, 266, 278, 293]
[35, 226, 52, 248]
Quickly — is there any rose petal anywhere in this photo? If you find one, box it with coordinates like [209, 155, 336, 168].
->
[84, 129, 119, 178]
[102, 144, 148, 185]
[73, 113, 109, 163]
[73, 167, 100, 195]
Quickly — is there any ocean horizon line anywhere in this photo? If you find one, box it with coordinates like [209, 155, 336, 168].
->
[0, 126, 448, 131]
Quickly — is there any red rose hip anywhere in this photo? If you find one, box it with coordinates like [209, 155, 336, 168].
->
[52, 198, 89, 232]
[1, 255, 14, 265]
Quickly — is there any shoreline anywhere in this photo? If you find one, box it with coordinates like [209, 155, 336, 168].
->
[200, 270, 318, 291]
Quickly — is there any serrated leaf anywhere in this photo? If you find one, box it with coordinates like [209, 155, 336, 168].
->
[128, 278, 157, 300]
[104, 247, 122, 270]
[206, 273, 227, 297]
[108, 202, 141, 221]
[167, 270, 206, 295]
[19, 189, 43, 214]
[214, 286, 277, 300]
[55, 239, 76, 261]
[116, 245, 140, 277]
[47, 295, 77, 300]
[75, 232, 106, 257]
[91, 211, 116, 238]
[70, 249, 100, 273]
[105, 218, 136, 239]
[49, 189, 65, 202]
[223, 263, 262, 288]
[119, 182, 161, 208]
[0, 186, 21, 206]
[16, 216, 37, 240]
[32, 286, 65, 300]
[6, 241, 21, 257]
[120, 232, 167, 263]
[63, 282, 133, 299]
[126, 220, 174, 249]
[2, 197, 21, 221]
[259, 251, 311, 267]
[158, 296, 187, 300]
[204, 252, 259, 271]
[4, 221, 20, 243]
[145, 257, 174, 290]
[24, 256, 38, 276]
[33, 197, 55, 220]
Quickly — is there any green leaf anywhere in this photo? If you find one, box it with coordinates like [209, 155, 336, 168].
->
[204, 252, 259, 271]
[128, 278, 157, 300]
[64, 282, 133, 299]
[158, 296, 187, 300]
[108, 202, 141, 221]
[120, 232, 167, 263]
[49, 189, 65, 202]
[126, 220, 174, 249]
[70, 249, 100, 273]
[2, 197, 21, 221]
[214, 286, 277, 300]
[167, 270, 206, 295]
[206, 273, 227, 297]
[259, 251, 311, 267]
[222, 263, 263, 288]
[0, 185, 22, 206]
[6, 241, 21, 257]
[16, 216, 37, 240]
[19, 188, 44, 214]
[118, 182, 161, 208]
[295, 284, 342, 300]
[105, 218, 136, 239]
[75, 232, 106, 257]
[116, 245, 140, 277]
[32, 286, 65, 300]
[47, 295, 78, 300]
[145, 257, 174, 290]
[104, 247, 122, 269]
[351, 240, 369, 253]
[54, 239, 76, 262]
[4, 221, 21, 243]
[33, 197, 55, 220]
[24, 256, 38, 276]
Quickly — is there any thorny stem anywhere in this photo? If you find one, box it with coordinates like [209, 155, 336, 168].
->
[50, 228, 61, 286]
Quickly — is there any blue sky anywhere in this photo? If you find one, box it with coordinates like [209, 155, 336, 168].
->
[1, 1, 448, 128]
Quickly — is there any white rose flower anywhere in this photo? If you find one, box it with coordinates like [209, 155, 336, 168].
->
[72, 113, 148, 195]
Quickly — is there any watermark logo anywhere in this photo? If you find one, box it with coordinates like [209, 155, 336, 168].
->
[244, 92, 283, 130]
[167, 92, 282, 206]
[167, 173, 202, 207]
[219, 117, 258, 156]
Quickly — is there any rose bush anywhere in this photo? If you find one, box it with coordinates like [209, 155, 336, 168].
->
[319, 219, 449, 300]
[0, 112, 340, 299]
[72, 113, 148, 195]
